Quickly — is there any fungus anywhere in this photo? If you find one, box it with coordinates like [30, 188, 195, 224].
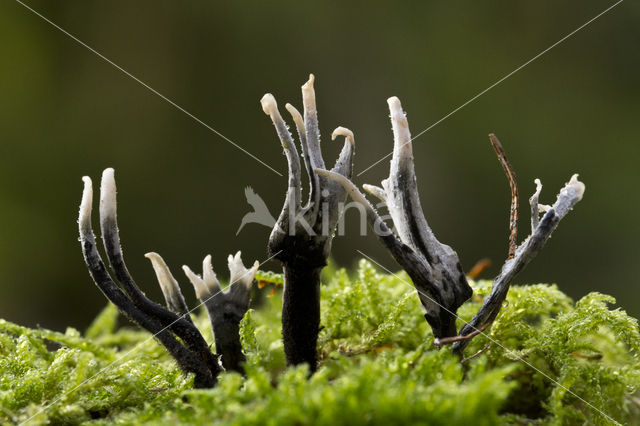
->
[183, 252, 259, 372]
[260, 74, 355, 370]
[318, 96, 473, 339]
[318, 98, 585, 352]
[78, 168, 258, 386]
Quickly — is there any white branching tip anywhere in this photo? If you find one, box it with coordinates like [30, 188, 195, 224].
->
[99, 168, 117, 222]
[227, 251, 259, 290]
[303, 73, 315, 87]
[534, 178, 543, 194]
[567, 174, 586, 201]
[331, 127, 355, 147]
[79, 176, 93, 232]
[182, 254, 221, 299]
[182, 264, 210, 300]
[387, 97, 409, 129]
[529, 178, 543, 231]
[301, 73, 316, 111]
[261, 92, 302, 208]
[531, 179, 551, 214]
[531, 179, 543, 203]
[387, 96, 413, 161]
[285, 103, 305, 132]
[260, 93, 278, 117]
[145, 252, 186, 312]
[363, 184, 387, 203]
[202, 255, 221, 294]
[285, 103, 311, 183]
[183, 255, 222, 299]
[387, 96, 403, 117]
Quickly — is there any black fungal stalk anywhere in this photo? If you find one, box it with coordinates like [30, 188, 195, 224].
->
[260, 75, 355, 370]
[79, 168, 258, 386]
[182, 252, 258, 373]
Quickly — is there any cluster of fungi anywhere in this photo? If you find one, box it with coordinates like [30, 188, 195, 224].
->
[79, 75, 584, 387]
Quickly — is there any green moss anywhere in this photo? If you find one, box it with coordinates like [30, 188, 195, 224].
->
[1, 259, 638, 425]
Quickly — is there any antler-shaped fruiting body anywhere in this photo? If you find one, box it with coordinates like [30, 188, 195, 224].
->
[182, 253, 258, 373]
[78, 168, 260, 386]
[261, 74, 355, 370]
[78, 169, 221, 387]
[320, 110, 585, 351]
[318, 97, 472, 338]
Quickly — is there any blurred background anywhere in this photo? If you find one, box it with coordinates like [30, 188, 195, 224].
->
[0, 1, 638, 331]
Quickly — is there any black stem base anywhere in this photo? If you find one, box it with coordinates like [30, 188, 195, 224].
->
[281, 263, 322, 371]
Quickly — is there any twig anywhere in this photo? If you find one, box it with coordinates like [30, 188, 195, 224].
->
[489, 133, 518, 259]
[467, 258, 492, 279]
[434, 320, 492, 346]
[461, 343, 491, 364]
[571, 352, 603, 360]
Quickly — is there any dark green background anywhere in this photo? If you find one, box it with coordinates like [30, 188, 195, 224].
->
[1, 1, 638, 331]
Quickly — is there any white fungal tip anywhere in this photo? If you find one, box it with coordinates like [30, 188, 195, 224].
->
[567, 174, 586, 200]
[534, 178, 542, 187]
[99, 168, 117, 221]
[144, 251, 159, 261]
[227, 251, 243, 279]
[387, 96, 404, 118]
[362, 183, 376, 193]
[531, 178, 543, 199]
[82, 176, 92, 188]
[302, 73, 315, 90]
[331, 126, 355, 146]
[260, 93, 277, 116]
[145, 252, 181, 302]
[182, 264, 209, 299]
[387, 97, 411, 144]
[363, 184, 387, 203]
[202, 255, 221, 293]
[227, 251, 258, 290]
[79, 176, 93, 229]
[301, 74, 317, 112]
[285, 103, 304, 128]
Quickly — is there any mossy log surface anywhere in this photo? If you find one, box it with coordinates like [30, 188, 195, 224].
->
[1, 259, 638, 425]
